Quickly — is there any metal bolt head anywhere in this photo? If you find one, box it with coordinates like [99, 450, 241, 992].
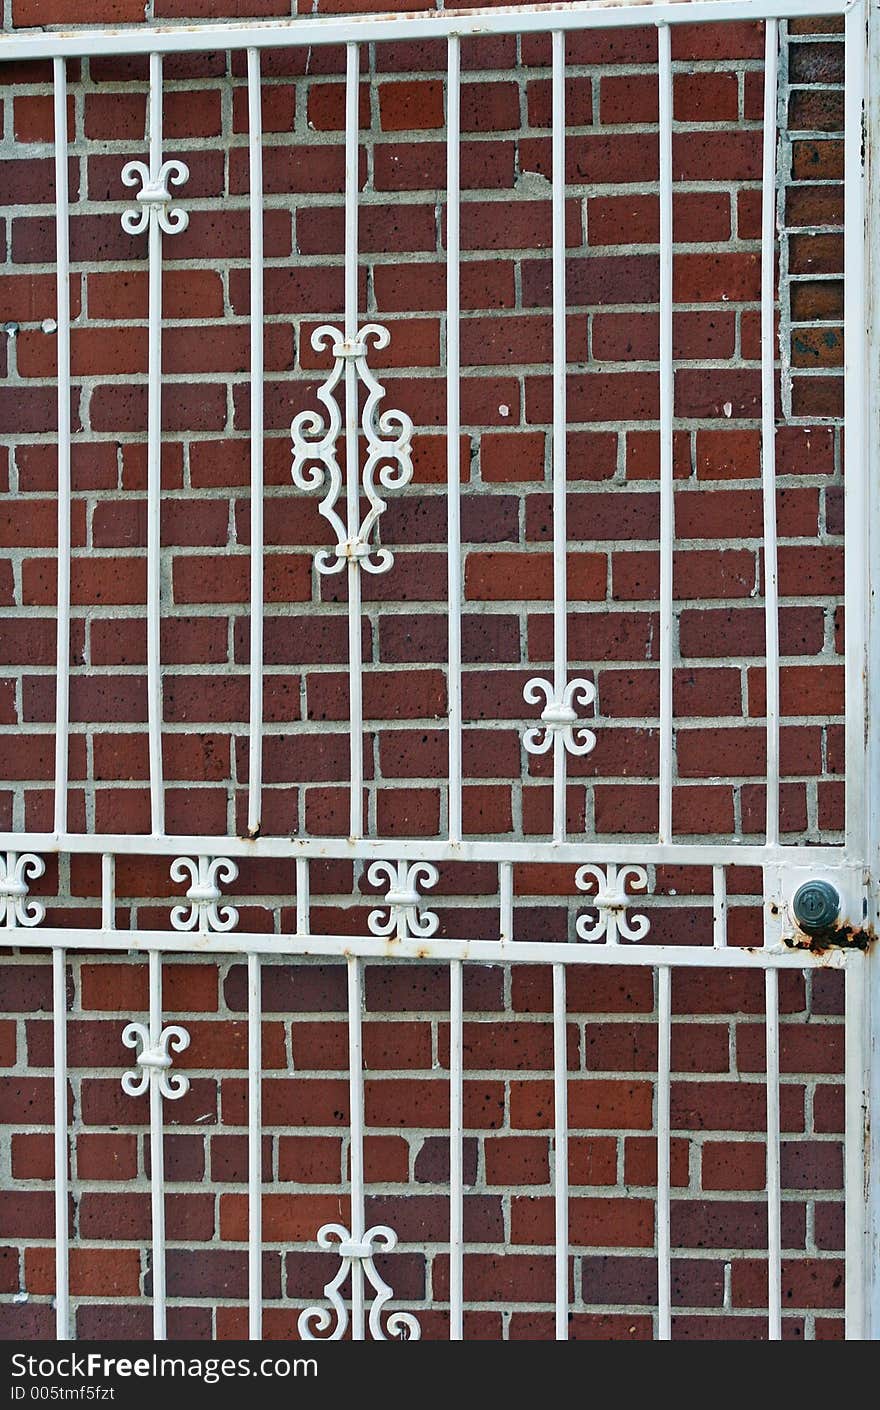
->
[791, 880, 841, 936]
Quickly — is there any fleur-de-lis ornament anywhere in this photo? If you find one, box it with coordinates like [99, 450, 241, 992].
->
[575, 863, 650, 944]
[523, 677, 597, 757]
[170, 856, 239, 934]
[292, 324, 413, 574]
[366, 860, 439, 940]
[298, 1223, 421, 1342]
[121, 158, 189, 235]
[121, 1022, 190, 1101]
[0, 851, 45, 928]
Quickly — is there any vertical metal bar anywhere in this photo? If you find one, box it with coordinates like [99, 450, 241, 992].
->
[247, 951, 262, 1340]
[843, 2, 874, 1335]
[52, 948, 69, 1339]
[712, 864, 728, 949]
[347, 956, 365, 1340]
[101, 853, 115, 930]
[656, 964, 671, 1340]
[552, 963, 569, 1340]
[52, 58, 71, 839]
[146, 52, 165, 837]
[844, 956, 870, 1338]
[864, 0, 880, 1346]
[295, 857, 310, 936]
[246, 47, 264, 839]
[550, 31, 571, 843]
[148, 949, 167, 1339]
[765, 967, 781, 1340]
[446, 34, 463, 844]
[761, 19, 780, 847]
[657, 24, 674, 845]
[449, 958, 464, 1340]
[844, 1, 869, 853]
[499, 862, 513, 942]
[344, 43, 364, 840]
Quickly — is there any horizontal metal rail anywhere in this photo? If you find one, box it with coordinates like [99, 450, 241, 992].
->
[0, 834, 855, 866]
[0, 0, 853, 61]
[2, 926, 851, 966]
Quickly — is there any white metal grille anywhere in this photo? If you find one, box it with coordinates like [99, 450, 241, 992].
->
[0, 0, 876, 1342]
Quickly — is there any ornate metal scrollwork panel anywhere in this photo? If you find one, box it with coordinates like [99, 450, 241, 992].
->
[292, 324, 414, 575]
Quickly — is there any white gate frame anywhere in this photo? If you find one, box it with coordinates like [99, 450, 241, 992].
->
[0, 0, 878, 1341]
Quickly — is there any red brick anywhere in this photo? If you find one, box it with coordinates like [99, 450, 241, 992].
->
[702, 1140, 766, 1191]
[484, 1136, 550, 1186]
[76, 1133, 139, 1182]
[26, 1246, 141, 1297]
[380, 80, 444, 130]
[10, 1133, 53, 1180]
[465, 551, 606, 602]
[510, 1079, 653, 1130]
[731, 1258, 843, 1309]
[511, 1196, 654, 1248]
[12, 0, 143, 19]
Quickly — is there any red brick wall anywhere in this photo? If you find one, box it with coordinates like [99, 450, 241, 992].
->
[0, 4, 848, 1340]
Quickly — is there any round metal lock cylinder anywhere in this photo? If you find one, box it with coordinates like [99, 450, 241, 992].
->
[791, 880, 841, 936]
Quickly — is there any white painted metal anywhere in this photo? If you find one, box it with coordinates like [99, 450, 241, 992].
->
[0, 1, 850, 62]
[656, 965, 671, 1340]
[845, 961, 871, 1340]
[14, 930, 849, 969]
[862, 0, 880, 1345]
[575, 863, 650, 943]
[247, 47, 265, 840]
[0, 0, 874, 1346]
[657, 22, 674, 845]
[119, 53, 190, 838]
[247, 951, 262, 1340]
[447, 35, 463, 845]
[499, 863, 514, 942]
[521, 31, 596, 834]
[449, 958, 464, 1341]
[551, 29, 569, 846]
[761, 20, 781, 848]
[345, 45, 363, 842]
[52, 948, 69, 1340]
[295, 857, 310, 936]
[552, 963, 569, 1340]
[169, 855, 239, 934]
[765, 967, 782, 1340]
[52, 58, 71, 841]
[299, 957, 420, 1340]
[146, 52, 168, 840]
[0, 852, 45, 928]
[100, 854, 115, 932]
[843, 1, 874, 1341]
[844, 5, 869, 857]
[0, 831, 852, 867]
[149, 951, 168, 1338]
[367, 860, 439, 940]
[712, 865, 728, 949]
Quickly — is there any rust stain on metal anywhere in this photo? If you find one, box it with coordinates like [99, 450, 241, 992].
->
[783, 919, 876, 954]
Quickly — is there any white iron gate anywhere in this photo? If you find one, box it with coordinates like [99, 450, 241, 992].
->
[0, 0, 877, 1341]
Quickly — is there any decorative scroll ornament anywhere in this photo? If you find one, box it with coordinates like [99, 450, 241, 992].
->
[291, 324, 414, 575]
[575, 863, 650, 944]
[0, 851, 45, 928]
[366, 860, 439, 940]
[120, 158, 190, 236]
[298, 1223, 421, 1342]
[523, 677, 597, 756]
[170, 856, 239, 934]
[121, 1022, 190, 1100]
